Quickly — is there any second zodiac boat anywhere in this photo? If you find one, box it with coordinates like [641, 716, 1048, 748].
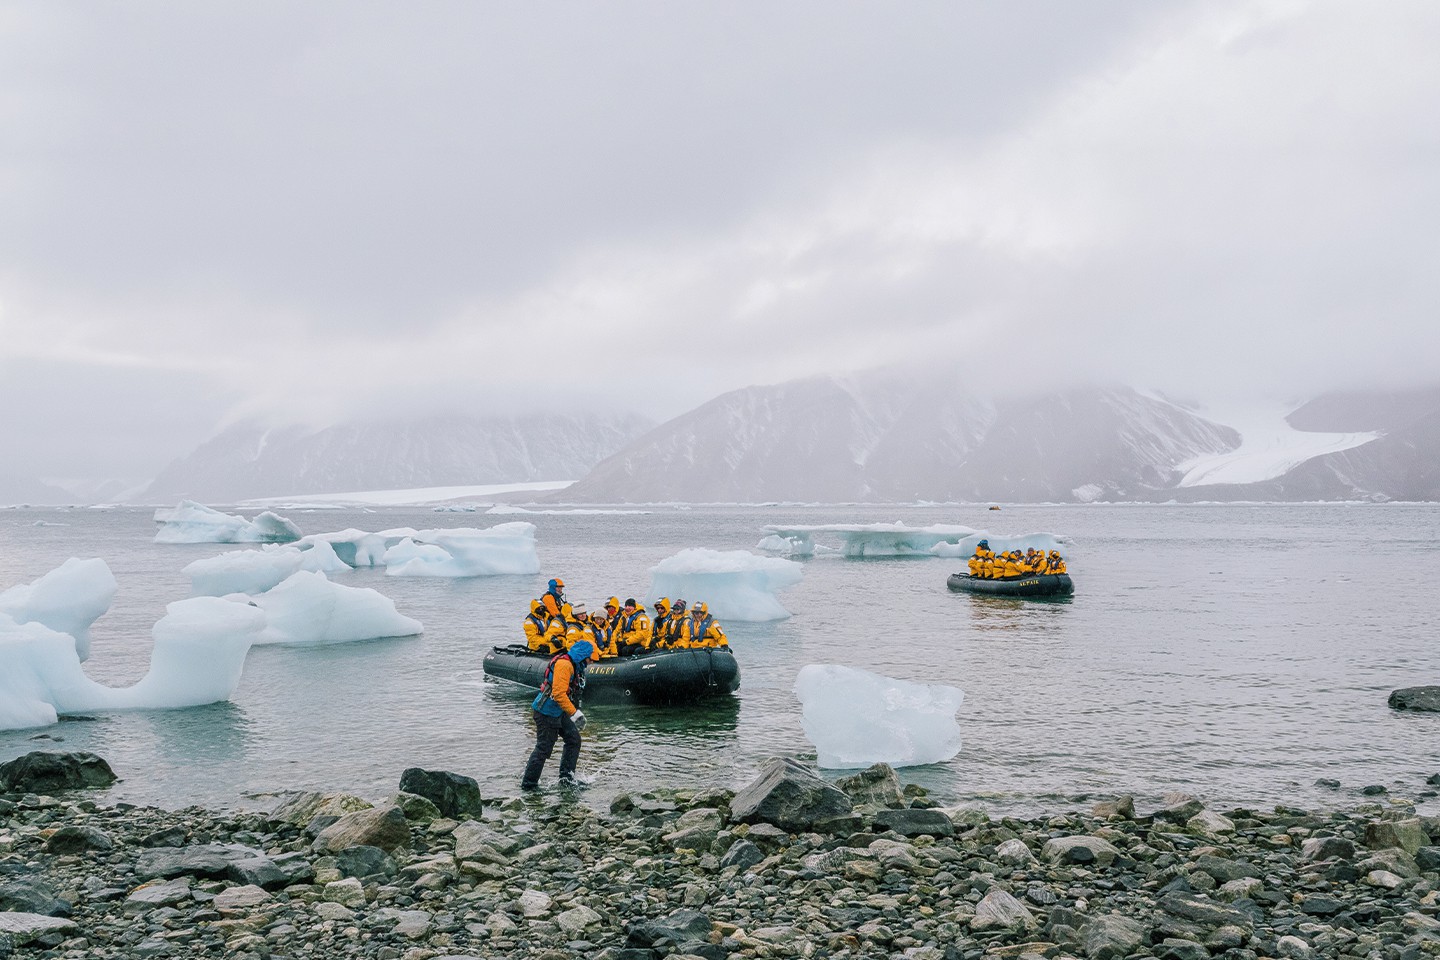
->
[947, 572, 1074, 598]
[482, 645, 741, 706]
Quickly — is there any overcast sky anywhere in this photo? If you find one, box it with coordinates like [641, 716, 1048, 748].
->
[2, 1, 1438, 480]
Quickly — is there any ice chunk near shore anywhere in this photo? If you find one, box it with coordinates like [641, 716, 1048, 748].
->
[0, 558, 117, 661]
[154, 501, 301, 544]
[383, 523, 540, 577]
[795, 664, 964, 769]
[242, 571, 423, 645]
[645, 548, 803, 621]
[185, 542, 351, 597]
[0, 598, 264, 731]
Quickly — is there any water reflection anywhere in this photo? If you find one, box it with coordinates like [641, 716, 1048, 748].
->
[144, 701, 256, 767]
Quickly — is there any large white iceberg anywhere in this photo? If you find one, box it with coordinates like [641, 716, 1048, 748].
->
[154, 501, 302, 544]
[242, 571, 423, 645]
[185, 542, 350, 597]
[759, 523, 1071, 559]
[644, 548, 803, 621]
[0, 598, 264, 731]
[0, 557, 117, 661]
[794, 664, 964, 769]
[382, 523, 541, 577]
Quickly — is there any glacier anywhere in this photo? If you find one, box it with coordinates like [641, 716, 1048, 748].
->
[794, 664, 964, 769]
[0, 557, 117, 661]
[0, 598, 263, 731]
[241, 571, 423, 645]
[1175, 404, 1382, 487]
[644, 548, 803, 621]
[154, 501, 302, 544]
[759, 523, 1071, 559]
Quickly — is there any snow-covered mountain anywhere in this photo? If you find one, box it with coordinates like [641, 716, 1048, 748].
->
[0, 473, 73, 506]
[141, 413, 654, 504]
[558, 378, 1243, 503]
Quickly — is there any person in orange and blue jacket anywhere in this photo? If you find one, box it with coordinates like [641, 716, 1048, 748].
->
[520, 638, 597, 791]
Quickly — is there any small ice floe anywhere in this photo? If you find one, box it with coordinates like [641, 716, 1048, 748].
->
[154, 501, 301, 544]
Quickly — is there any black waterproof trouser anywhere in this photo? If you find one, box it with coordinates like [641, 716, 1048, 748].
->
[520, 710, 581, 788]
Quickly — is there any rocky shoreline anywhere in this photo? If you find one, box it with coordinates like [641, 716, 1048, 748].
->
[2, 752, 1439, 960]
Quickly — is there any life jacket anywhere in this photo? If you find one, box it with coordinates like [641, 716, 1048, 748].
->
[536, 651, 586, 710]
[691, 614, 715, 641]
[525, 613, 548, 634]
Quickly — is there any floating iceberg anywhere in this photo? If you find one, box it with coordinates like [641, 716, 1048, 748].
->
[794, 664, 964, 769]
[185, 542, 350, 597]
[154, 501, 302, 544]
[0, 598, 263, 731]
[382, 523, 540, 577]
[644, 548, 803, 621]
[0, 557, 117, 661]
[759, 523, 1072, 559]
[298, 527, 420, 567]
[242, 571, 423, 645]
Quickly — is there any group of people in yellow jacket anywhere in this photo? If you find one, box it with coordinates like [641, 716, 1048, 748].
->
[524, 578, 728, 658]
[967, 540, 1067, 579]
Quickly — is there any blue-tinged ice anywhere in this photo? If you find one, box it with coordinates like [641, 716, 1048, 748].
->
[240, 571, 423, 645]
[0, 598, 263, 731]
[154, 501, 301, 544]
[298, 527, 419, 567]
[759, 522, 1072, 559]
[0, 557, 116, 662]
[645, 548, 803, 621]
[794, 664, 964, 769]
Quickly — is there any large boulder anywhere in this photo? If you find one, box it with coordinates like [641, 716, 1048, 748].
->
[0, 752, 116, 794]
[312, 806, 410, 853]
[1364, 818, 1432, 855]
[833, 763, 905, 808]
[729, 758, 853, 832]
[872, 808, 955, 838]
[268, 792, 372, 827]
[397, 768, 483, 820]
[1388, 686, 1440, 712]
[134, 844, 267, 881]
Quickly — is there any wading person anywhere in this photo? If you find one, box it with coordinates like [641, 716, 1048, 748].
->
[520, 639, 596, 791]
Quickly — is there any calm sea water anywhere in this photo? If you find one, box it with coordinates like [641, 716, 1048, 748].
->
[1, 503, 1437, 816]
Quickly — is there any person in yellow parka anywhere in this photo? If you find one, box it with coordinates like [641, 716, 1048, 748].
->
[666, 600, 688, 642]
[590, 609, 618, 658]
[650, 598, 674, 650]
[968, 539, 992, 577]
[1001, 551, 1022, 579]
[523, 600, 555, 653]
[1048, 550, 1067, 574]
[614, 598, 651, 655]
[679, 602, 728, 649]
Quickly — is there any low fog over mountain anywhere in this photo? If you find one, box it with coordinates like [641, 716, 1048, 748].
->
[556, 379, 1440, 504]
[141, 413, 653, 504]
[559, 379, 1243, 504]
